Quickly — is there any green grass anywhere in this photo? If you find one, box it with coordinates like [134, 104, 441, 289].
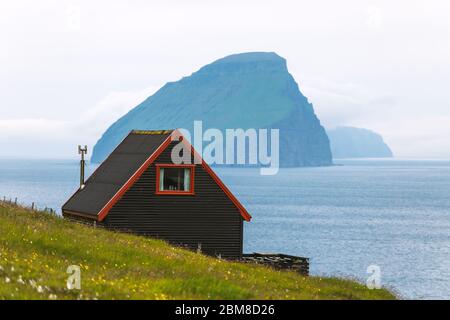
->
[0, 202, 396, 300]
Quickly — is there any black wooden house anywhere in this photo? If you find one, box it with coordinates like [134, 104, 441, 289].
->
[62, 129, 251, 259]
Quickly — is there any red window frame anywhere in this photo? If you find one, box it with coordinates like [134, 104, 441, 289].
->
[155, 164, 195, 195]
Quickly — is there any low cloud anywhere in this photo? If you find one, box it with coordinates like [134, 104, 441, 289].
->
[0, 86, 159, 159]
[2, 81, 450, 159]
[301, 77, 450, 158]
[0, 118, 66, 134]
[301, 78, 397, 128]
[366, 115, 450, 158]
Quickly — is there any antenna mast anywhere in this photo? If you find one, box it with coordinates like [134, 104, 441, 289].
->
[78, 145, 87, 189]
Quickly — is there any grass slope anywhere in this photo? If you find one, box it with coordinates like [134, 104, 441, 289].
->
[0, 202, 395, 300]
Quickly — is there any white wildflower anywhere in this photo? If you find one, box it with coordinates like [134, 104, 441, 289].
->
[37, 285, 44, 293]
[48, 294, 57, 300]
[5, 277, 10, 283]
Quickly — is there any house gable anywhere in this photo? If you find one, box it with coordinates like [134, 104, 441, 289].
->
[62, 129, 251, 223]
[99, 139, 247, 257]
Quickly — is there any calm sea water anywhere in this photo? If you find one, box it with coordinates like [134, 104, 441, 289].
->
[0, 159, 449, 299]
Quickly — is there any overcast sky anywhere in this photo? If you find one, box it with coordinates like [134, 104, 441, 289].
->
[1, 0, 449, 159]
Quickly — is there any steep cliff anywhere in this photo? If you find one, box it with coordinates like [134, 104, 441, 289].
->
[92, 52, 332, 166]
[327, 127, 393, 158]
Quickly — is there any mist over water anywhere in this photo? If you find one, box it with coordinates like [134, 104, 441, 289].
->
[0, 159, 449, 299]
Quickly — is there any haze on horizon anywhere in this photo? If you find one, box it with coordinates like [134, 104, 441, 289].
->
[1, 0, 449, 159]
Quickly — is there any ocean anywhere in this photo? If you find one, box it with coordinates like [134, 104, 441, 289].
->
[0, 158, 449, 299]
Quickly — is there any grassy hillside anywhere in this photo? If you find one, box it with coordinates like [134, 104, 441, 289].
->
[0, 202, 395, 300]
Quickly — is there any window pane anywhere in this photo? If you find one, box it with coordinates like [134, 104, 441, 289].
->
[160, 167, 191, 192]
[183, 168, 190, 191]
[159, 168, 165, 191]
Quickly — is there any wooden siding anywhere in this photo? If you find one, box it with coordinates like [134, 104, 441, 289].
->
[98, 142, 244, 258]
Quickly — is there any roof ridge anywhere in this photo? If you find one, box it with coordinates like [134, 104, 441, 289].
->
[131, 129, 174, 135]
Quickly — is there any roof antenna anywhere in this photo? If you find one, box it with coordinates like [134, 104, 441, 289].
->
[78, 145, 87, 189]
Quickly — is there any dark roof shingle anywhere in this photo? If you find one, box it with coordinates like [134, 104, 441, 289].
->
[62, 130, 173, 216]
